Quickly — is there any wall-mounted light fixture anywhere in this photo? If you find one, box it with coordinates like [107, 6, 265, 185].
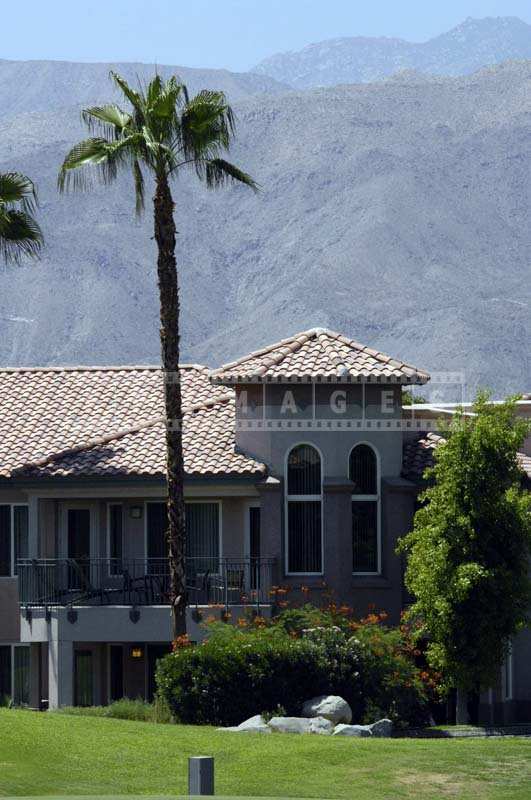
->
[130, 505, 143, 519]
[130, 645, 144, 659]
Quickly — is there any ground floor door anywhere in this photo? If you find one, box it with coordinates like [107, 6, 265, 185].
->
[74, 650, 93, 707]
[109, 645, 124, 702]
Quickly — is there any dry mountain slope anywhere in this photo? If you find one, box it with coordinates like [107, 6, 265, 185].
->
[0, 60, 529, 399]
[252, 16, 531, 88]
[0, 58, 288, 116]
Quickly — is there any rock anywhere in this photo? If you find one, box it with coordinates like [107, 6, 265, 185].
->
[309, 716, 335, 735]
[333, 723, 372, 737]
[302, 695, 353, 725]
[218, 714, 271, 733]
[267, 715, 333, 734]
[268, 716, 313, 734]
[368, 718, 393, 737]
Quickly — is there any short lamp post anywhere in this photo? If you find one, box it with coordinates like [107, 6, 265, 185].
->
[188, 756, 214, 796]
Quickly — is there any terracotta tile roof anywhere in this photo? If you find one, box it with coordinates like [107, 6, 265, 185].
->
[402, 432, 531, 482]
[0, 366, 264, 479]
[402, 432, 445, 481]
[210, 328, 430, 385]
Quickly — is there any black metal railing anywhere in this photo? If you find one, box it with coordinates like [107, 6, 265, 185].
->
[17, 557, 277, 609]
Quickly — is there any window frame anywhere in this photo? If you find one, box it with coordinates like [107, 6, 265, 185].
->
[106, 503, 124, 576]
[0, 504, 29, 578]
[284, 442, 324, 576]
[349, 443, 381, 576]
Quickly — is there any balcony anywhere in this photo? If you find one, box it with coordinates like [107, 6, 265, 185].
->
[17, 557, 277, 610]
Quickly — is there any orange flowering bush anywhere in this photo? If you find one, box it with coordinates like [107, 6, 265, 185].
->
[157, 603, 438, 727]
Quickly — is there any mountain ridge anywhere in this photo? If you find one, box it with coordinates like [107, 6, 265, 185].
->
[252, 16, 531, 88]
[0, 58, 529, 400]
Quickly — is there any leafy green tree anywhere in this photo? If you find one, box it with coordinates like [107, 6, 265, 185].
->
[58, 72, 256, 637]
[0, 172, 43, 263]
[401, 389, 427, 406]
[399, 392, 531, 720]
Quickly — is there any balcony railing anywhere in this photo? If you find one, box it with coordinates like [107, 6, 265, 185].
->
[17, 557, 277, 610]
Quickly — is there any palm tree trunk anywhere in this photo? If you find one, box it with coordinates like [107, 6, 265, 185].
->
[153, 173, 187, 640]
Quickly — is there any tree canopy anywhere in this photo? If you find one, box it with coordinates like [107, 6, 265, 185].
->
[58, 72, 257, 210]
[0, 172, 43, 263]
[399, 392, 531, 691]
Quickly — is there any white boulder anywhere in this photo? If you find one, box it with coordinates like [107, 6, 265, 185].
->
[268, 716, 312, 734]
[309, 716, 335, 735]
[302, 695, 353, 725]
[368, 718, 393, 737]
[333, 723, 372, 737]
[218, 714, 271, 733]
[267, 716, 334, 734]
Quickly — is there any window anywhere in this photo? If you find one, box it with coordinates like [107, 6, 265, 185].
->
[146, 501, 220, 575]
[286, 444, 322, 574]
[0, 645, 30, 706]
[350, 444, 380, 574]
[13, 647, 30, 706]
[185, 503, 220, 574]
[0, 646, 11, 705]
[107, 505, 123, 575]
[0, 505, 29, 577]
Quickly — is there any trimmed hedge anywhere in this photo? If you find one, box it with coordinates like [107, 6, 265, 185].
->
[156, 614, 432, 728]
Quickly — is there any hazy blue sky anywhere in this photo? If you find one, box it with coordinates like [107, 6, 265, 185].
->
[3, 0, 531, 70]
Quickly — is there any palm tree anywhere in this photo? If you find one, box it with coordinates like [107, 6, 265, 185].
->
[58, 72, 256, 638]
[0, 172, 43, 263]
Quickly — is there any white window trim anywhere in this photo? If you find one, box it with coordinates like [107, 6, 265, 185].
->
[144, 499, 223, 571]
[284, 442, 324, 576]
[349, 442, 382, 576]
[106, 503, 124, 576]
[0, 504, 29, 578]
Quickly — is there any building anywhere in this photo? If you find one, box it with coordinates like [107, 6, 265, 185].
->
[0, 327, 529, 721]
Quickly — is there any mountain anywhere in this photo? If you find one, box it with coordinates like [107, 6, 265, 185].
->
[0, 59, 530, 399]
[0, 58, 288, 116]
[252, 16, 531, 88]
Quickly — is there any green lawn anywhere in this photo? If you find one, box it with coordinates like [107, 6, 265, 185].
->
[1, 710, 531, 800]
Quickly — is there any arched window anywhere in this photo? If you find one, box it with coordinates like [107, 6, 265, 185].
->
[350, 444, 380, 574]
[286, 444, 322, 574]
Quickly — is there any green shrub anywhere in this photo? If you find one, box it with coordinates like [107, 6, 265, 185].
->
[156, 613, 432, 728]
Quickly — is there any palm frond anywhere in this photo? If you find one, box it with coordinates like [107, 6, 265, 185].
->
[58, 138, 111, 192]
[146, 74, 164, 109]
[150, 75, 187, 119]
[201, 158, 258, 191]
[58, 135, 144, 192]
[0, 172, 39, 214]
[110, 71, 144, 112]
[180, 90, 236, 161]
[82, 105, 132, 139]
[0, 209, 43, 263]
